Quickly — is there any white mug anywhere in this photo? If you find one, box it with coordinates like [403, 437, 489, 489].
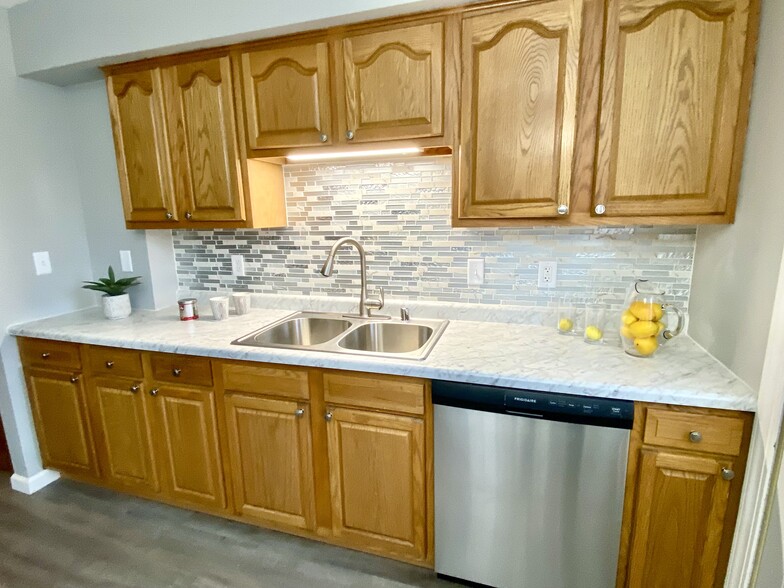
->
[209, 296, 230, 320]
[232, 292, 252, 316]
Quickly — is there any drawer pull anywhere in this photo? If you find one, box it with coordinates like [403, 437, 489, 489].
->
[69, 375, 79, 384]
[130, 384, 140, 394]
[172, 368, 182, 377]
[105, 361, 115, 369]
[689, 431, 702, 443]
[150, 388, 159, 397]
[41, 352, 51, 359]
[721, 468, 735, 481]
[295, 408, 305, 417]
[325, 411, 333, 422]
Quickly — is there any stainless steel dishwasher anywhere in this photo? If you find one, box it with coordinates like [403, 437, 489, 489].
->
[433, 380, 633, 588]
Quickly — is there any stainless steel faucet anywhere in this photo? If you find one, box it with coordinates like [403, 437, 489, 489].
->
[320, 237, 385, 318]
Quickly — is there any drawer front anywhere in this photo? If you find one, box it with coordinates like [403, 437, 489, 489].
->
[221, 362, 309, 400]
[323, 371, 425, 415]
[644, 408, 745, 456]
[150, 353, 213, 387]
[19, 338, 81, 371]
[86, 346, 144, 379]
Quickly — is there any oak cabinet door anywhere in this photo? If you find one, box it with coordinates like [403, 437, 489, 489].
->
[107, 69, 177, 224]
[457, 0, 583, 220]
[626, 448, 733, 587]
[26, 369, 99, 477]
[163, 55, 245, 223]
[325, 406, 426, 561]
[88, 377, 158, 493]
[150, 385, 226, 511]
[338, 21, 444, 143]
[241, 42, 333, 149]
[224, 394, 316, 530]
[595, 0, 752, 217]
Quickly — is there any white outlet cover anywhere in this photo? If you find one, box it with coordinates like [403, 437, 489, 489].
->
[231, 254, 246, 277]
[120, 250, 134, 272]
[467, 258, 484, 286]
[538, 261, 557, 288]
[33, 251, 52, 275]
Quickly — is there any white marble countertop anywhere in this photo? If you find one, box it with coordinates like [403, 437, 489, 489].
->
[8, 306, 756, 412]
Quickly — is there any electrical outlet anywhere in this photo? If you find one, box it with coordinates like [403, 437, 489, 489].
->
[33, 251, 52, 275]
[467, 258, 484, 286]
[120, 250, 134, 272]
[231, 254, 246, 277]
[538, 261, 557, 288]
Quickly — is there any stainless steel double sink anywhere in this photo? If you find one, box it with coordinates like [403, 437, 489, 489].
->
[232, 311, 449, 360]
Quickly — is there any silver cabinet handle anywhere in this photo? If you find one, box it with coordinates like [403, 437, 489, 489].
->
[165, 212, 173, 220]
[295, 408, 305, 417]
[69, 375, 79, 384]
[594, 204, 606, 215]
[345, 130, 354, 140]
[41, 352, 51, 359]
[325, 411, 333, 422]
[557, 204, 568, 215]
[130, 384, 140, 394]
[721, 468, 735, 481]
[320, 133, 328, 143]
[172, 368, 182, 377]
[150, 388, 159, 397]
[689, 431, 702, 443]
[184, 212, 192, 220]
[105, 361, 114, 369]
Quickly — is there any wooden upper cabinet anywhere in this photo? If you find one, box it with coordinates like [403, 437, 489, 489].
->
[626, 448, 734, 587]
[595, 0, 753, 218]
[163, 55, 246, 223]
[240, 41, 333, 150]
[338, 21, 445, 143]
[457, 0, 583, 220]
[106, 69, 177, 223]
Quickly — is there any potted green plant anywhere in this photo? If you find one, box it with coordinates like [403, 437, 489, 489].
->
[83, 266, 141, 320]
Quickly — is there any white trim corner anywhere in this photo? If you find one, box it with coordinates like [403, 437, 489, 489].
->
[9, 469, 60, 495]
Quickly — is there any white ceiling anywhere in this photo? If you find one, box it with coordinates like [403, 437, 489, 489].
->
[0, 0, 29, 7]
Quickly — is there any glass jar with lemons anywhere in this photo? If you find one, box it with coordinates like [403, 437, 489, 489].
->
[620, 280, 684, 357]
[584, 303, 607, 344]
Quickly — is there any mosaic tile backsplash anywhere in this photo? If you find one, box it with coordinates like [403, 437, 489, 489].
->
[173, 157, 696, 310]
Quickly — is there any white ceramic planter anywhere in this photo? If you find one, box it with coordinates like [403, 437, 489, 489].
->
[102, 293, 131, 320]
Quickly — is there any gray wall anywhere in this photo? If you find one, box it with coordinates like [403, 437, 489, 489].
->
[0, 7, 94, 477]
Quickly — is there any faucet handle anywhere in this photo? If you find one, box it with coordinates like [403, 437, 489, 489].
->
[366, 286, 385, 311]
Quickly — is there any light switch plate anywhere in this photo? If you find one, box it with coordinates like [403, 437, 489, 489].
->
[120, 250, 133, 272]
[467, 258, 484, 286]
[33, 251, 52, 275]
[231, 254, 246, 277]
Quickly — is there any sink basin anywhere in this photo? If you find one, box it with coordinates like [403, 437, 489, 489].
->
[338, 322, 434, 354]
[233, 311, 448, 360]
[239, 316, 352, 347]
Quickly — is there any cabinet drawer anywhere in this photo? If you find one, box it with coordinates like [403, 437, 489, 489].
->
[643, 408, 746, 456]
[150, 353, 213, 387]
[19, 338, 81, 371]
[221, 362, 309, 400]
[323, 372, 425, 415]
[86, 346, 143, 379]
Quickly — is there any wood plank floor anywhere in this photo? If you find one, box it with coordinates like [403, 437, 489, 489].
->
[0, 475, 456, 588]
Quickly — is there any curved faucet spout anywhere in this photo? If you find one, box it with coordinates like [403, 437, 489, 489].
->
[319, 237, 371, 317]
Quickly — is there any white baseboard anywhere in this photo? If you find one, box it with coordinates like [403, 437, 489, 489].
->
[9, 469, 60, 495]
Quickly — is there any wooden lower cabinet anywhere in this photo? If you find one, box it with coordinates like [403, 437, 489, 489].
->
[26, 368, 99, 478]
[149, 384, 226, 511]
[325, 406, 427, 561]
[86, 376, 158, 493]
[224, 393, 316, 530]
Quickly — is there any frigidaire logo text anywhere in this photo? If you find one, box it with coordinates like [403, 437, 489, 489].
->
[513, 397, 536, 404]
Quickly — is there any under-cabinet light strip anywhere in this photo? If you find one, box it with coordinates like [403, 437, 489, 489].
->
[286, 147, 424, 162]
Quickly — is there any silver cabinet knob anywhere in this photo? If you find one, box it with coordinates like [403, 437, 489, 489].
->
[41, 352, 51, 359]
[295, 408, 305, 417]
[325, 411, 333, 422]
[165, 212, 173, 220]
[689, 431, 702, 443]
[150, 388, 159, 397]
[557, 204, 568, 215]
[130, 384, 140, 394]
[320, 133, 328, 143]
[345, 130, 354, 140]
[184, 211, 192, 220]
[721, 467, 735, 481]
[105, 361, 114, 369]
[594, 204, 606, 215]
[69, 375, 79, 384]
[172, 368, 182, 377]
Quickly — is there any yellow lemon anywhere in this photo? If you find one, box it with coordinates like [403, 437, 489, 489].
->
[585, 325, 603, 341]
[656, 321, 666, 335]
[634, 336, 659, 357]
[629, 301, 658, 321]
[620, 325, 635, 339]
[652, 303, 664, 321]
[621, 310, 638, 326]
[558, 317, 574, 333]
[628, 320, 659, 339]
